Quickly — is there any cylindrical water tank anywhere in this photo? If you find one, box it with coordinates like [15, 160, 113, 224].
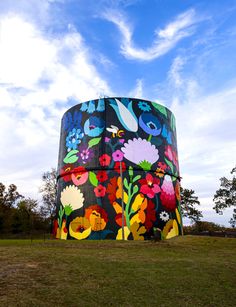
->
[54, 97, 182, 240]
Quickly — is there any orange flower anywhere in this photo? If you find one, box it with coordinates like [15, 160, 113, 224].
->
[85, 205, 108, 231]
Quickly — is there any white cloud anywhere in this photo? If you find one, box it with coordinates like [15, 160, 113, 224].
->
[168, 56, 186, 87]
[0, 16, 57, 88]
[171, 84, 236, 225]
[103, 9, 199, 61]
[128, 79, 143, 98]
[0, 15, 112, 198]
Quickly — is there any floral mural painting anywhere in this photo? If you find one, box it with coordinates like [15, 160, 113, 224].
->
[56, 97, 183, 240]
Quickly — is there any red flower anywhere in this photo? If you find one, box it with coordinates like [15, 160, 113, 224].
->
[94, 184, 106, 197]
[145, 199, 156, 231]
[52, 219, 59, 236]
[114, 161, 126, 174]
[139, 173, 161, 198]
[157, 162, 168, 171]
[60, 164, 74, 182]
[99, 154, 111, 166]
[107, 177, 118, 204]
[96, 170, 108, 182]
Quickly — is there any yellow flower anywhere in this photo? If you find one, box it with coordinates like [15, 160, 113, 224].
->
[116, 226, 130, 240]
[130, 222, 146, 240]
[60, 220, 68, 240]
[60, 185, 84, 210]
[175, 208, 181, 225]
[162, 219, 179, 239]
[69, 217, 91, 240]
[131, 193, 145, 211]
[116, 177, 128, 203]
[130, 197, 147, 225]
[155, 168, 165, 178]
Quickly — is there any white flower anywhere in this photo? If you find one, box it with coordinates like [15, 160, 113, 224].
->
[60, 185, 84, 210]
[121, 138, 159, 168]
[160, 211, 169, 222]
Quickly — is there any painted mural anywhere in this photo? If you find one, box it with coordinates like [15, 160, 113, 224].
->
[54, 97, 182, 240]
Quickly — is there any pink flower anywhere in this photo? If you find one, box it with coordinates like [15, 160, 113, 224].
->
[160, 175, 176, 211]
[164, 146, 179, 169]
[71, 166, 88, 186]
[165, 145, 173, 161]
[112, 150, 124, 162]
[104, 137, 110, 143]
[99, 154, 111, 166]
[139, 173, 161, 198]
[94, 184, 106, 197]
[119, 139, 125, 144]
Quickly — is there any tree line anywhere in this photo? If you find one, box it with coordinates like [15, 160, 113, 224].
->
[0, 166, 235, 237]
[0, 169, 57, 237]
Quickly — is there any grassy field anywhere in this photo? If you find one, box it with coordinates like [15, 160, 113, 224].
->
[0, 236, 235, 307]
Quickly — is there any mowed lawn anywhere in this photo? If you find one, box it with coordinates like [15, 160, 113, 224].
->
[0, 236, 235, 307]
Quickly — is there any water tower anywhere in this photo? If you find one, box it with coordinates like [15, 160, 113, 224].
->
[54, 97, 182, 240]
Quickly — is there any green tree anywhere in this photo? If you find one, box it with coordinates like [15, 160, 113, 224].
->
[180, 187, 203, 223]
[39, 168, 57, 229]
[213, 166, 236, 227]
[0, 183, 23, 233]
[14, 198, 38, 233]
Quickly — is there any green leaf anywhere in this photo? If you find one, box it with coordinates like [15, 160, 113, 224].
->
[133, 175, 141, 182]
[171, 114, 176, 131]
[133, 185, 139, 195]
[152, 102, 167, 117]
[89, 171, 98, 187]
[123, 178, 129, 190]
[58, 206, 64, 228]
[64, 204, 73, 216]
[138, 160, 152, 171]
[128, 166, 133, 178]
[88, 137, 101, 149]
[63, 150, 79, 164]
[165, 158, 174, 174]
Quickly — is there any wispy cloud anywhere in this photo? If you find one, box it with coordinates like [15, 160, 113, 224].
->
[103, 8, 199, 61]
[128, 78, 143, 98]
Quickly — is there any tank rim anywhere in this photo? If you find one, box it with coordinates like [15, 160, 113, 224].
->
[61, 96, 174, 119]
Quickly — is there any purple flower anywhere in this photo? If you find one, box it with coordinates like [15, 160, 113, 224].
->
[77, 145, 94, 164]
[112, 150, 124, 162]
[121, 138, 159, 170]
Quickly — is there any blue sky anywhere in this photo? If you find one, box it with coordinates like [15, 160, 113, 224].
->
[0, 0, 236, 226]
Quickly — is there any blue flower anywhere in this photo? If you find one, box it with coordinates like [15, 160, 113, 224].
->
[80, 102, 88, 112]
[87, 100, 96, 114]
[97, 99, 105, 112]
[139, 113, 162, 136]
[80, 99, 105, 113]
[84, 116, 105, 137]
[138, 101, 151, 112]
[66, 128, 84, 150]
[62, 111, 82, 132]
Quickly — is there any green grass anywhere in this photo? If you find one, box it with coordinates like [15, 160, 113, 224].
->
[0, 236, 235, 306]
